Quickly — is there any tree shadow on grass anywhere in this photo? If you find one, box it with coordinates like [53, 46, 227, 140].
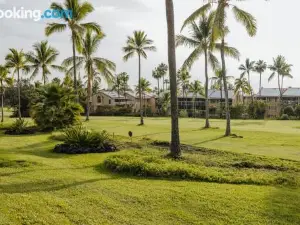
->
[192, 135, 226, 145]
[0, 178, 116, 194]
[265, 187, 300, 224]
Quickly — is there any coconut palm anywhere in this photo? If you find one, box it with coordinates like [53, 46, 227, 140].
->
[62, 29, 116, 121]
[135, 78, 151, 115]
[157, 63, 168, 91]
[0, 65, 13, 122]
[177, 69, 191, 110]
[45, 0, 102, 99]
[166, 0, 181, 158]
[152, 68, 161, 96]
[26, 41, 64, 85]
[268, 56, 293, 101]
[5, 49, 30, 119]
[112, 74, 122, 100]
[160, 92, 171, 115]
[119, 72, 130, 105]
[123, 30, 156, 125]
[189, 80, 204, 118]
[177, 12, 239, 128]
[254, 60, 267, 95]
[234, 78, 251, 104]
[182, 0, 257, 136]
[239, 58, 255, 97]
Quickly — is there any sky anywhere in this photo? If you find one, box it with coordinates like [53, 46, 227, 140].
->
[0, 0, 299, 93]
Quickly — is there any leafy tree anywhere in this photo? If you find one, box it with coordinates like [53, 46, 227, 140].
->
[0, 65, 13, 122]
[166, 0, 181, 158]
[239, 58, 255, 97]
[255, 60, 267, 94]
[189, 80, 204, 118]
[45, 0, 102, 99]
[123, 30, 156, 125]
[177, 12, 239, 128]
[63, 29, 115, 121]
[31, 84, 83, 130]
[52, 77, 62, 85]
[234, 78, 251, 104]
[182, 0, 257, 136]
[5, 49, 30, 119]
[177, 69, 191, 110]
[26, 41, 64, 85]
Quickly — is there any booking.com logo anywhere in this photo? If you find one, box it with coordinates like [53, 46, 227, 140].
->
[0, 7, 73, 21]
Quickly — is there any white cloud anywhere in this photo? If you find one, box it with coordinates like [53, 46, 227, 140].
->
[95, 6, 118, 13]
[0, 0, 6, 4]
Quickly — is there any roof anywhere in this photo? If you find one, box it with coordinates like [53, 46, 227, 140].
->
[283, 88, 300, 97]
[100, 90, 125, 99]
[255, 88, 300, 97]
[208, 90, 234, 99]
[126, 90, 155, 99]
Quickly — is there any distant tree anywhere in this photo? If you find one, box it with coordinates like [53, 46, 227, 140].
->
[239, 58, 255, 98]
[112, 74, 122, 100]
[234, 78, 251, 104]
[189, 80, 204, 118]
[152, 68, 161, 96]
[0, 65, 13, 122]
[157, 63, 168, 91]
[52, 77, 61, 85]
[119, 72, 130, 105]
[135, 78, 151, 115]
[255, 60, 267, 95]
[177, 69, 191, 110]
[92, 80, 100, 95]
[123, 30, 156, 125]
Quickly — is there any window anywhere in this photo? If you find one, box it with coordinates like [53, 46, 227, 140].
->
[97, 96, 101, 103]
[109, 99, 111, 105]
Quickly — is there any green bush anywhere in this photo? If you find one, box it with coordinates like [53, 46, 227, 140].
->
[179, 109, 188, 118]
[230, 104, 246, 119]
[92, 105, 132, 116]
[283, 106, 294, 116]
[5, 119, 36, 135]
[30, 84, 83, 130]
[294, 105, 300, 119]
[280, 114, 289, 120]
[247, 100, 267, 119]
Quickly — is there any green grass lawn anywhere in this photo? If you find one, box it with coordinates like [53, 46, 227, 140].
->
[0, 116, 300, 224]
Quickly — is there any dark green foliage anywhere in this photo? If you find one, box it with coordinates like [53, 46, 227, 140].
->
[5, 118, 36, 135]
[283, 106, 294, 117]
[248, 100, 267, 119]
[230, 104, 246, 119]
[30, 84, 83, 130]
[179, 109, 188, 118]
[92, 105, 133, 116]
[294, 105, 300, 119]
[53, 125, 117, 154]
[280, 114, 289, 120]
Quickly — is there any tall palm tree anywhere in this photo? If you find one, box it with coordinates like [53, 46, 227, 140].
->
[255, 60, 267, 95]
[45, 0, 102, 99]
[135, 78, 151, 115]
[166, 0, 181, 158]
[123, 30, 156, 125]
[177, 69, 191, 110]
[182, 0, 257, 136]
[189, 80, 204, 118]
[0, 65, 13, 122]
[26, 41, 63, 85]
[234, 78, 251, 104]
[157, 63, 168, 91]
[177, 13, 239, 128]
[239, 58, 255, 97]
[62, 29, 116, 121]
[268, 55, 293, 101]
[119, 72, 130, 105]
[112, 74, 122, 100]
[5, 49, 29, 119]
[152, 68, 161, 96]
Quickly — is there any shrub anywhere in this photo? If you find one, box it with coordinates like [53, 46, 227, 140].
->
[92, 105, 132, 116]
[5, 118, 36, 135]
[280, 114, 289, 120]
[247, 100, 267, 119]
[230, 104, 246, 119]
[53, 125, 117, 154]
[295, 105, 300, 119]
[283, 106, 294, 117]
[30, 84, 83, 130]
[179, 109, 188, 118]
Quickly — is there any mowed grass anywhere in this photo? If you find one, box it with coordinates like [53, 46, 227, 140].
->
[0, 115, 300, 224]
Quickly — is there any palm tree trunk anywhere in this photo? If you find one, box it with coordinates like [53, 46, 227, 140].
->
[42, 67, 46, 85]
[220, 83, 223, 118]
[259, 72, 262, 95]
[138, 54, 144, 125]
[72, 34, 79, 102]
[17, 69, 21, 119]
[86, 73, 91, 121]
[221, 37, 230, 136]
[204, 49, 210, 128]
[166, 0, 181, 158]
[1, 81, 3, 123]
[157, 79, 160, 96]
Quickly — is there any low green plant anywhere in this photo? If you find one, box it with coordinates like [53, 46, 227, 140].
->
[248, 100, 267, 119]
[5, 118, 35, 135]
[280, 114, 289, 120]
[283, 106, 294, 117]
[294, 105, 300, 119]
[179, 109, 188, 118]
[230, 104, 246, 119]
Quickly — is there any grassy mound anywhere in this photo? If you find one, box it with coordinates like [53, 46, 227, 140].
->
[104, 148, 300, 186]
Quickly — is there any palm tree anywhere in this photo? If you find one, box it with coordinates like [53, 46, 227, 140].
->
[112, 74, 122, 100]
[234, 78, 251, 104]
[268, 56, 293, 101]
[45, 0, 102, 99]
[26, 41, 63, 85]
[5, 49, 29, 119]
[123, 30, 156, 125]
[166, 0, 181, 158]
[255, 60, 267, 95]
[182, 0, 257, 136]
[157, 63, 168, 91]
[0, 65, 13, 122]
[62, 29, 116, 121]
[177, 12, 239, 128]
[135, 78, 151, 115]
[164, 79, 170, 90]
[160, 92, 171, 115]
[177, 69, 191, 110]
[189, 80, 204, 118]
[239, 58, 255, 97]
[152, 68, 161, 96]
[119, 72, 130, 105]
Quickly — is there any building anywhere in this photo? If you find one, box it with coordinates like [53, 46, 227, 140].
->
[126, 91, 156, 113]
